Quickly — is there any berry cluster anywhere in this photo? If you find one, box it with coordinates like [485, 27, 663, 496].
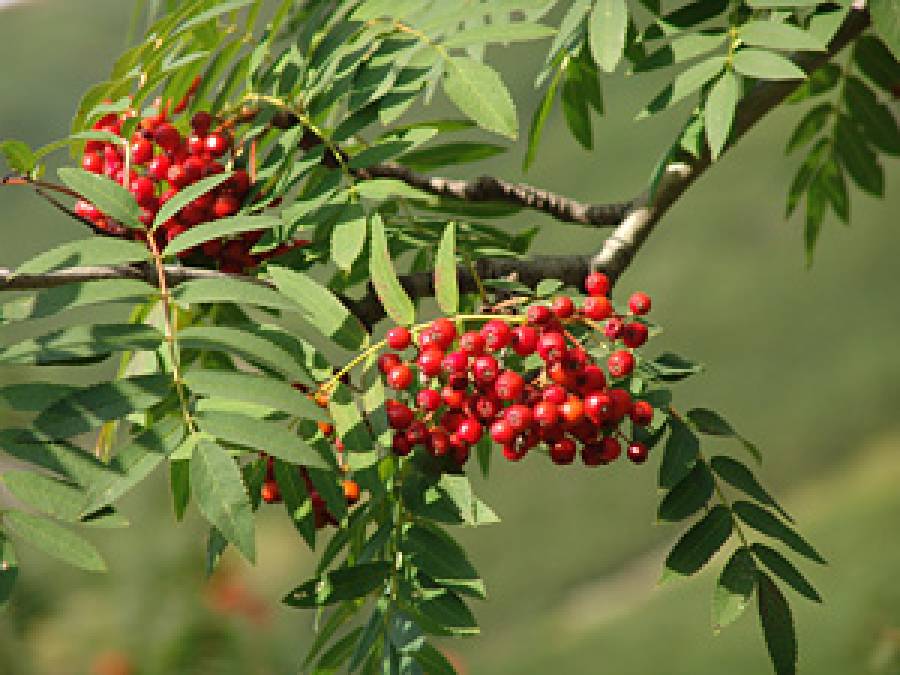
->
[378, 273, 656, 467]
[73, 86, 306, 272]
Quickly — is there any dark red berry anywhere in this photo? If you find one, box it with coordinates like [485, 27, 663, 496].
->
[430, 318, 457, 349]
[630, 400, 654, 426]
[147, 154, 171, 181]
[599, 436, 622, 463]
[205, 132, 231, 157]
[472, 355, 499, 386]
[392, 432, 412, 456]
[622, 322, 649, 348]
[386, 399, 413, 429]
[627, 441, 649, 464]
[191, 111, 213, 134]
[504, 404, 533, 434]
[542, 385, 567, 405]
[131, 137, 154, 165]
[427, 428, 451, 457]
[378, 352, 401, 375]
[442, 350, 468, 376]
[154, 123, 181, 152]
[550, 437, 577, 465]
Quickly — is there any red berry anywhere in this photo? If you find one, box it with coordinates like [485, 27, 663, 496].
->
[472, 355, 499, 386]
[427, 428, 451, 457]
[392, 432, 412, 456]
[406, 421, 427, 447]
[627, 441, 649, 464]
[526, 304, 552, 325]
[579, 364, 606, 392]
[441, 385, 466, 409]
[581, 442, 605, 467]
[551, 296, 575, 319]
[378, 352, 401, 374]
[442, 350, 468, 376]
[74, 199, 101, 222]
[542, 385, 567, 405]
[537, 331, 567, 362]
[533, 401, 559, 427]
[187, 134, 206, 155]
[504, 404, 533, 434]
[191, 111, 213, 134]
[560, 395, 585, 424]
[183, 156, 205, 183]
[417, 327, 440, 350]
[583, 296, 613, 321]
[129, 176, 156, 208]
[481, 319, 512, 351]
[205, 132, 231, 157]
[459, 331, 485, 355]
[607, 350, 635, 379]
[494, 370, 524, 401]
[261, 479, 281, 503]
[386, 364, 413, 390]
[131, 137, 154, 165]
[584, 272, 610, 297]
[604, 317, 625, 340]
[386, 399, 413, 429]
[81, 152, 104, 174]
[430, 318, 457, 349]
[167, 163, 189, 188]
[490, 418, 515, 444]
[212, 194, 240, 218]
[550, 437, 577, 465]
[228, 169, 251, 196]
[342, 479, 360, 505]
[622, 322, 649, 348]
[511, 325, 539, 356]
[416, 388, 441, 411]
[416, 347, 444, 378]
[609, 388, 632, 421]
[154, 123, 181, 153]
[471, 394, 500, 421]
[385, 327, 411, 351]
[599, 436, 622, 463]
[457, 417, 483, 445]
[547, 361, 576, 389]
[502, 443, 526, 462]
[584, 391, 614, 423]
[630, 400, 654, 426]
[147, 154, 171, 181]
[629, 292, 652, 315]
[452, 438, 470, 466]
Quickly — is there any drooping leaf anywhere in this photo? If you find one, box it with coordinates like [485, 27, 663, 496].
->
[0, 534, 18, 606]
[631, 30, 727, 73]
[267, 266, 367, 350]
[733, 501, 826, 565]
[687, 408, 761, 463]
[2, 471, 87, 522]
[434, 222, 459, 315]
[710, 455, 792, 521]
[369, 213, 415, 326]
[843, 77, 900, 156]
[331, 203, 367, 272]
[3, 511, 106, 572]
[58, 167, 142, 229]
[196, 412, 328, 468]
[757, 572, 797, 675]
[732, 49, 805, 80]
[442, 56, 518, 139]
[403, 524, 485, 598]
[752, 543, 821, 603]
[524, 55, 565, 170]
[785, 103, 832, 154]
[657, 461, 714, 522]
[637, 56, 726, 119]
[853, 35, 898, 94]
[705, 69, 739, 159]
[833, 115, 884, 196]
[589, 0, 628, 73]
[661, 505, 733, 582]
[659, 417, 700, 489]
[0, 323, 162, 366]
[712, 547, 757, 631]
[190, 438, 256, 562]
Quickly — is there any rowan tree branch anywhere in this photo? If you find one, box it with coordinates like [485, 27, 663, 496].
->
[0, 8, 871, 332]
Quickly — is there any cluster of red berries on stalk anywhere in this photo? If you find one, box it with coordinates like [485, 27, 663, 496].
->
[379, 273, 656, 467]
[73, 80, 307, 273]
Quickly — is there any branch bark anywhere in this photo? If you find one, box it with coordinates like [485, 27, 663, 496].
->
[0, 8, 871, 331]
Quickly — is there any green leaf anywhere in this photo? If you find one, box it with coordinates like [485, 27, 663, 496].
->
[645, 352, 703, 381]
[712, 547, 757, 632]
[350, 605, 386, 671]
[3, 511, 106, 572]
[843, 77, 900, 156]
[162, 214, 280, 256]
[0, 140, 36, 173]
[631, 30, 727, 73]
[659, 417, 700, 489]
[274, 459, 316, 549]
[190, 438, 255, 562]
[561, 58, 593, 149]
[16, 238, 149, 275]
[732, 49, 805, 80]
[355, 179, 437, 204]
[739, 20, 825, 52]
[0, 382, 78, 412]
[170, 459, 191, 521]
[833, 115, 884, 196]
[870, 0, 900, 61]
[267, 266, 367, 351]
[328, 382, 373, 455]
[0, 279, 154, 323]
[413, 642, 456, 675]
[0, 323, 162, 366]
[785, 103, 831, 154]
[443, 56, 518, 139]
[434, 222, 459, 315]
[284, 562, 391, 607]
[637, 56, 726, 119]
[853, 35, 898, 94]
[153, 172, 232, 230]
[196, 412, 327, 468]
[710, 455, 791, 522]
[705, 69, 739, 159]
[662, 505, 733, 583]
[733, 501, 826, 565]
[0, 534, 18, 606]
[399, 142, 506, 171]
[752, 544, 821, 603]
[58, 168, 141, 229]
[589, 0, 628, 73]
[657, 462, 714, 522]
[2, 471, 87, 522]
[757, 572, 797, 675]
[524, 55, 564, 170]
[442, 22, 555, 48]
[746, 0, 817, 6]
[415, 587, 479, 636]
[370, 213, 415, 326]
[331, 203, 367, 272]
[34, 373, 172, 439]
[403, 524, 485, 598]
[687, 408, 761, 463]
[170, 277, 298, 312]
[184, 370, 328, 421]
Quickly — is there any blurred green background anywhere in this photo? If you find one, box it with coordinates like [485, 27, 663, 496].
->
[1, 1, 899, 674]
